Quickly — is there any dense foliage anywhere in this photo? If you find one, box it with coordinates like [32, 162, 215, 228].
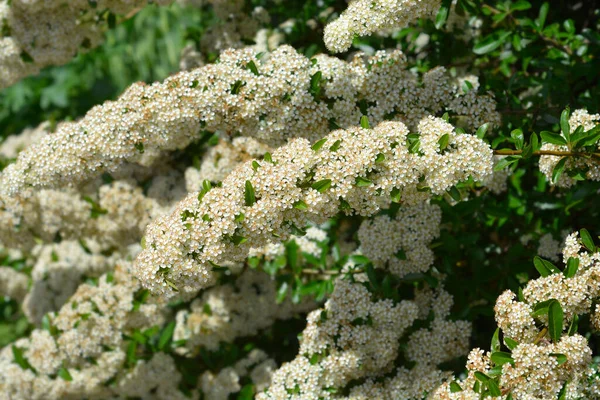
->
[0, 0, 599, 399]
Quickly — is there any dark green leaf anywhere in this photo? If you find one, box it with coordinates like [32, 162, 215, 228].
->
[560, 107, 571, 142]
[511, 129, 524, 150]
[487, 379, 502, 397]
[491, 328, 500, 352]
[476, 123, 489, 139]
[564, 257, 579, 278]
[551, 157, 567, 184]
[473, 31, 510, 54]
[58, 367, 73, 381]
[355, 177, 372, 187]
[504, 337, 518, 350]
[435, 0, 452, 29]
[329, 140, 342, 151]
[246, 60, 259, 75]
[312, 179, 332, 193]
[540, 131, 567, 146]
[568, 314, 579, 335]
[245, 180, 256, 206]
[580, 229, 595, 252]
[548, 300, 564, 343]
[550, 353, 567, 365]
[158, 321, 176, 350]
[450, 381, 462, 393]
[491, 351, 515, 366]
[438, 133, 450, 152]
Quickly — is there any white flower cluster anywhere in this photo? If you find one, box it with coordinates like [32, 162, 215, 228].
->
[0, 262, 189, 400]
[537, 232, 561, 262]
[433, 334, 595, 400]
[358, 202, 441, 277]
[433, 231, 600, 399]
[481, 156, 512, 194]
[173, 269, 315, 355]
[200, 349, 276, 399]
[135, 118, 493, 298]
[257, 279, 421, 399]
[0, 45, 499, 197]
[259, 280, 472, 399]
[0, 0, 173, 88]
[350, 286, 471, 399]
[0, 178, 177, 251]
[186, 137, 271, 189]
[539, 109, 600, 187]
[0, 266, 28, 301]
[323, 0, 441, 52]
[199, 0, 270, 53]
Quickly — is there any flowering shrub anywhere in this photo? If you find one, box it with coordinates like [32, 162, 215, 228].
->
[0, 1, 599, 399]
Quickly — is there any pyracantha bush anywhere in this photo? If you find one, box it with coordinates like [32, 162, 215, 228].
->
[0, 1, 600, 399]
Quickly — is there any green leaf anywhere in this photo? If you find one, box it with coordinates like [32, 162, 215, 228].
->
[232, 234, 247, 245]
[276, 282, 288, 304]
[263, 152, 273, 163]
[568, 314, 579, 336]
[564, 257, 579, 278]
[578, 126, 600, 147]
[558, 382, 568, 400]
[238, 384, 255, 400]
[312, 179, 332, 193]
[494, 156, 521, 171]
[251, 160, 260, 171]
[312, 138, 327, 151]
[491, 351, 515, 366]
[12, 346, 34, 371]
[511, 129, 524, 150]
[511, 0, 531, 11]
[491, 328, 500, 352]
[126, 341, 137, 366]
[329, 140, 342, 151]
[390, 187, 401, 203]
[246, 60, 259, 76]
[366, 264, 379, 290]
[531, 132, 540, 151]
[534, 256, 560, 276]
[476, 123, 489, 139]
[58, 367, 73, 381]
[560, 108, 571, 143]
[435, 0, 452, 29]
[550, 353, 568, 365]
[504, 337, 518, 350]
[450, 381, 463, 393]
[244, 180, 256, 206]
[438, 133, 450, 152]
[540, 131, 567, 146]
[473, 30, 511, 55]
[536, 2, 549, 30]
[158, 321, 176, 350]
[309, 71, 322, 101]
[580, 229, 595, 252]
[394, 249, 407, 260]
[474, 371, 490, 382]
[375, 153, 385, 163]
[230, 80, 245, 94]
[234, 213, 245, 223]
[487, 379, 502, 397]
[548, 300, 564, 343]
[360, 115, 371, 129]
[355, 177, 372, 187]
[293, 200, 308, 210]
[198, 180, 212, 203]
[551, 157, 567, 184]
[447, 186, 461, 201]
